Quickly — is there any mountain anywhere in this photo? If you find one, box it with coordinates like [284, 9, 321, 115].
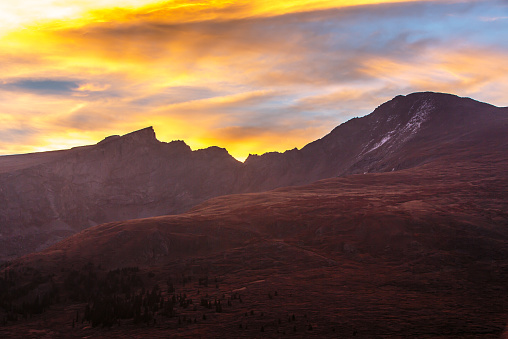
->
[1, 132, 507, 337]
[0, 92, 507, 261]
[0, 128, 242, 261]
[241, 92, 506, 189]
[0, 91, 507, 337]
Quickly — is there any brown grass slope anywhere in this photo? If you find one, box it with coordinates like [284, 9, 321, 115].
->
[1, 120, 507, 338]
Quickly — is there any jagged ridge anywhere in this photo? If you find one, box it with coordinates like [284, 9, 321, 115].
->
[0, 92, 506, 260]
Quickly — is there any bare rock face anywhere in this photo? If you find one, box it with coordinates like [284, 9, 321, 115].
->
[0, 92, 507, 260]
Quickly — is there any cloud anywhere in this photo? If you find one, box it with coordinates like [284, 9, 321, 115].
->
[76, 82, 111, 92]
[130, 86, 227, 107]
[0, 77, 117, 100]
[290, 88, 386, 119]
[0, 0, 507, 160]
[480, 16, 508, 21]
[357, 47, 508, 106]
[0, 127, 38, 143]
[1, 79, 80, 95]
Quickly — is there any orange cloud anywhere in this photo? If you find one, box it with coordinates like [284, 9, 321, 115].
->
[76, 83, 111, 92]
[0, 0, 507, 161]
[359, 48, 508, 107]
[50, 0, 436, 29]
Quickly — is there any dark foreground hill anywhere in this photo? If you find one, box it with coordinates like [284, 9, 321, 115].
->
[0, 122, 507, 337]
[1, 92, 507, 261]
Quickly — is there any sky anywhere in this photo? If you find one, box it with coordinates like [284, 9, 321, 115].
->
[0, 0, 507, 161]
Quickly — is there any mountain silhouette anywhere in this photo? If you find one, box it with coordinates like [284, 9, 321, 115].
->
[0, 91, 506, 260]
[0, 91, 507, 337]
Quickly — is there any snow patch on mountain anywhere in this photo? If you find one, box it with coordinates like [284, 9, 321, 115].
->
[367, 133, 394, 153]
[363, 99, 434, 156]
[402, 100, 434, 136]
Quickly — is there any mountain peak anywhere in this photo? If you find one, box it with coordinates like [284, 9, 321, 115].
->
[122, 126, 158, 143]
[374, 92, 441, 117]
[195, 146, 240, 163]
[376, 92, 501, 131]
[97, 126, 158, 147]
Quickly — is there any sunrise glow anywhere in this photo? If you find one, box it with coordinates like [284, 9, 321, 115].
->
[0, 0, 507, 160]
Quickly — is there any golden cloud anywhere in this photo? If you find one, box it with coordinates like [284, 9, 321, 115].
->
[0, 0, 507, 161]
[76, 83, 111, 92]
[359, 48, 508, 107]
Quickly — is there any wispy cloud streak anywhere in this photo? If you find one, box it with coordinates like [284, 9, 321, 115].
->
[0, 0, 507, 160]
